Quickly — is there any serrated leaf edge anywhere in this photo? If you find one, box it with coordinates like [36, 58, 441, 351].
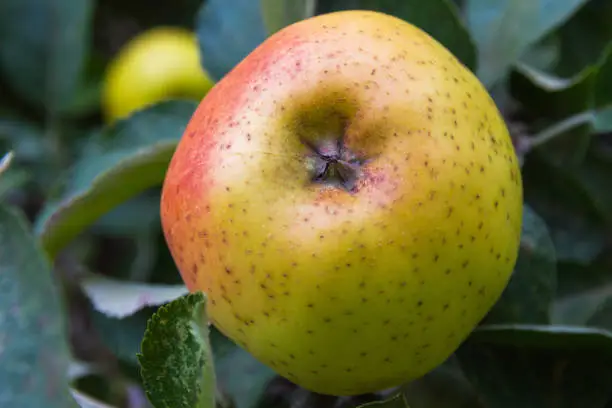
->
[137, 292, 215, 408]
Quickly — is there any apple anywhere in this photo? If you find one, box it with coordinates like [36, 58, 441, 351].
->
[102, 27, 214, 123]
[160, 10, 523, 396]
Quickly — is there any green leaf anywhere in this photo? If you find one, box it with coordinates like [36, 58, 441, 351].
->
[553, 0, 612, 77]
[317, 0, 477, 71]
[357, 393, 411, 408]
[62, 77, 103, 118]
[466, 0, 589, 86]
[469, 324, 612, 349]
[458, 325, 612, 408]
[261, 0, 317, 34]
[510, 43, 612, 166]
[522, 141, 612, 234]
[35, 100, 197, 259]
[522, 154, 607, 264]
[94, 192, 161, 236]
[553, 255, 612, 330]
[0, 0, 94, 112]
[510, 58, 600, 120]
[511, 41, 612, 124]
[0, 116, 46, 162]
[568, 152, 612, 225]
[0, 204, 77, 407]
[0, 115, 63, 193]
[553, 288, 607, 329]
[556, 252, 612, 297]
[402, 357, 483, 408]
[587, 297, 612, 330]
[92, 192, 163, 281]
[519, 34, 560, 72]
[0, 165, 31, 200]
[593, 106, 612, 132]
[82, 273, 188, 319]
[483, 205, 557, 325]
[594, 42, 612, 107]
[210, 328, 276, 408]
[197, 0, 268, 81]
[138, 292, 216, 408]
[510, 47, 612, 168]
[68, 101, 196, 193]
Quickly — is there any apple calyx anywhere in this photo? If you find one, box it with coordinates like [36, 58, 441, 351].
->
[303, 137, 366, 192]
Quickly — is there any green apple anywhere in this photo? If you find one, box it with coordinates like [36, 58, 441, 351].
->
[160, 10, 523, 396]
[102, 27, 214, 123]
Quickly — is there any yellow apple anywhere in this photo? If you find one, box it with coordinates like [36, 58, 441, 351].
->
[160, 10, 523, 396]
[102, 27, 214, 123]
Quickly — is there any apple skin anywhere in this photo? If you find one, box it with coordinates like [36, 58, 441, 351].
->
[102, 27, 214, 123]
[160, 10, 523, 396]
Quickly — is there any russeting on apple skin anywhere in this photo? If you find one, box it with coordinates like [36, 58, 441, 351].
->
[160, 10, 523, 397]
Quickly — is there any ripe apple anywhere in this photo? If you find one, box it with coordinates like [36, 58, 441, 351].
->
[160, 10, 523, 396]
[102, 27, 214, 123]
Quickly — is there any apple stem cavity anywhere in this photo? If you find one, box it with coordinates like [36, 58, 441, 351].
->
[303, 137, 365, 193]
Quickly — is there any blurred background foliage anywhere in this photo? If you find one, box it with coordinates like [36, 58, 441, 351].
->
[0, 0, 612, 407]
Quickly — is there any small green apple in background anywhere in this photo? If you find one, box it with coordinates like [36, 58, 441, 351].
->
[102, 27, 214, 123]
[160, 10, 523, 397]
